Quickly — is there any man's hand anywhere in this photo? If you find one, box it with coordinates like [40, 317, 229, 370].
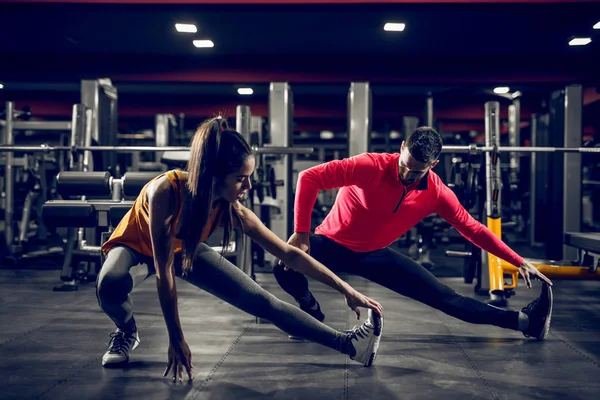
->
[519, 260, 553, 288]
[163, 339, 193, 382]
[279, 232, 310, 271]
[344, 288, 384, 320]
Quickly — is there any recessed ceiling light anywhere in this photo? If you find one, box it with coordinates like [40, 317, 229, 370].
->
[569, 37, 591, 46]
[384, 22, 406, 32]
[193, 40, 214, 48]
[493, 87, 510, 94]
[390, 130, 401, 140]
[175, 23, 197, 33]
[320, 130, 334, 140]
[237, 88, 253, 95]
[593, 21, 600, 29]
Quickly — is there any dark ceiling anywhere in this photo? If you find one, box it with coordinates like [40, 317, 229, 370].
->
[0, 0, 599, 139]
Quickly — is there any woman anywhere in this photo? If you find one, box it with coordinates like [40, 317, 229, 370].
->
[97, 117, 384, 382]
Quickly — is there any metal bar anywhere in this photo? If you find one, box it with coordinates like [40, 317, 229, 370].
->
[426, 93, 434, 127]
[443, 146, 600, 153]
[70, 104, 87, 171]
[269, 82, 295, 263]
[236, 105, 251, 144]
[499, 146, 598, 153]
[500, 259, 600, 280]
[402, 116, 419, 141]
[508, 99, 520, 183]
[4, 102, 15, 251]
[13, 121, 71, 131]
[485, 101, 505, 305]
[0, 144, 598, 154]
[0, 145, 315, 154]
[562, 84, 583, 260]
[348, 82, 372, 156]
[529, 114, 539, 247]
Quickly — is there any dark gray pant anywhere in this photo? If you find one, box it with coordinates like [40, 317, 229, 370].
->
[96, 243, 348, 352]
[274, 234, 520, 330]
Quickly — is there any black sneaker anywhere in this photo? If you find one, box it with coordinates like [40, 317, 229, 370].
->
[289, 297, 326, 340]
[300, 299, 325, 323]
[521, 284, 553, 341]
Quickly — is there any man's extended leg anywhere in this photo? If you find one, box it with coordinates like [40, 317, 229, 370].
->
[273, 234, 353, 322]
[354, 246, 552, 339]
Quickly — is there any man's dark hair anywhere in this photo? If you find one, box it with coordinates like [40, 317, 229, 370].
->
[405, 126, 443, 163]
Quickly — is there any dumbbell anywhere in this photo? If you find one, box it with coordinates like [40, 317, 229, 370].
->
[251, 165, 284, 203]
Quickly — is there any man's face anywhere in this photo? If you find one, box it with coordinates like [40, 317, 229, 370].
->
[398, 142, 438, 186]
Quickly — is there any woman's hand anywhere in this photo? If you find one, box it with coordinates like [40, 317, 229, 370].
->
[344, 288, 384, 320]
[163, 339, 193, 382]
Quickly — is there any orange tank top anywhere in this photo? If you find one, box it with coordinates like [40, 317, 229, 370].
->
[101, 170, 224, 257]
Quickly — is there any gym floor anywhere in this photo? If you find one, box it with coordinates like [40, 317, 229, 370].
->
[1, 255, 599, 400]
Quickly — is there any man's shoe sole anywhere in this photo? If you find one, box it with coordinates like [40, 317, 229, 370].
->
[537, 284, 553, 341]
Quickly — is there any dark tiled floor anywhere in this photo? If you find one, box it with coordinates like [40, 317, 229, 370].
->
[0, 268, 599, 400]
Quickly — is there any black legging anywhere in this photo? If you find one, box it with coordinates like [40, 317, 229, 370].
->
[274, 234, 519, 330]
[96, 243, 349, 353]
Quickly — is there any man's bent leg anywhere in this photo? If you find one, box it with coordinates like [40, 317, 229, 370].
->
[272, 234, 352, 322]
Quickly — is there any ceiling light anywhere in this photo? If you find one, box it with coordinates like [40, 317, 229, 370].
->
[593, 21, 600, 29]
[493, 87, 510, 94]
[175, 23, 197, 33]
[0, 83, 4, 89]
[320, 130, 334, 140]
[237, 88, 253, 95]
[384, 22, 406, 32]
[389, 130, 401, 140]
[569, 37, 591, 46]
[193, 40, 214, 48]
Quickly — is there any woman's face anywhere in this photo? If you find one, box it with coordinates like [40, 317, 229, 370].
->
[218, 155, 256, 203]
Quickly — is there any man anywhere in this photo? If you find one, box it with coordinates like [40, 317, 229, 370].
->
[275, 127, 553, 341]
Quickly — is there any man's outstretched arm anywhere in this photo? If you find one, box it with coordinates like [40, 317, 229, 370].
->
[436, 184, 552, 287]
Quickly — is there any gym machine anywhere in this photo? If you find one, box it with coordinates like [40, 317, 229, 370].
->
[129, 113, 181, 172]
[445, 85, 600, 306]
[264, 83, 295, 269]
[80, 79, 119, 175]
[0, 102, 71, 262]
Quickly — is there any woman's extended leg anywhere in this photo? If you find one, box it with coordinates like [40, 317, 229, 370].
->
[179, 243, 382, 366]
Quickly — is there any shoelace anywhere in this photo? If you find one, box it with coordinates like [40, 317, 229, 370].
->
[108, 331, 134, 355]
[523, 297, 541, 316]
[349, 323, 372, 341]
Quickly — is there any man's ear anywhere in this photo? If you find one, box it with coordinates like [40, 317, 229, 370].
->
[400, 141, 405, 152]
[430, 159, 440, 169]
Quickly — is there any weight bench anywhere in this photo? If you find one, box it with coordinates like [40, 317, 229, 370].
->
[564, 232, 600, 272]
[43, 170, 160, 291]
[43, 170, 249, 290]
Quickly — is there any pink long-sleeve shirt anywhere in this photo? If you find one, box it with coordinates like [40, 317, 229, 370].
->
[294, 152, 524, 267]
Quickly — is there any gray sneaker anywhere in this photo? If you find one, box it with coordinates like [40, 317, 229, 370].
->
[102, 329, 140, 367]
[348, 309, 384, 367]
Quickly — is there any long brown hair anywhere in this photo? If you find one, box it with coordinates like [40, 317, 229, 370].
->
[178, 116, 253, 274]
